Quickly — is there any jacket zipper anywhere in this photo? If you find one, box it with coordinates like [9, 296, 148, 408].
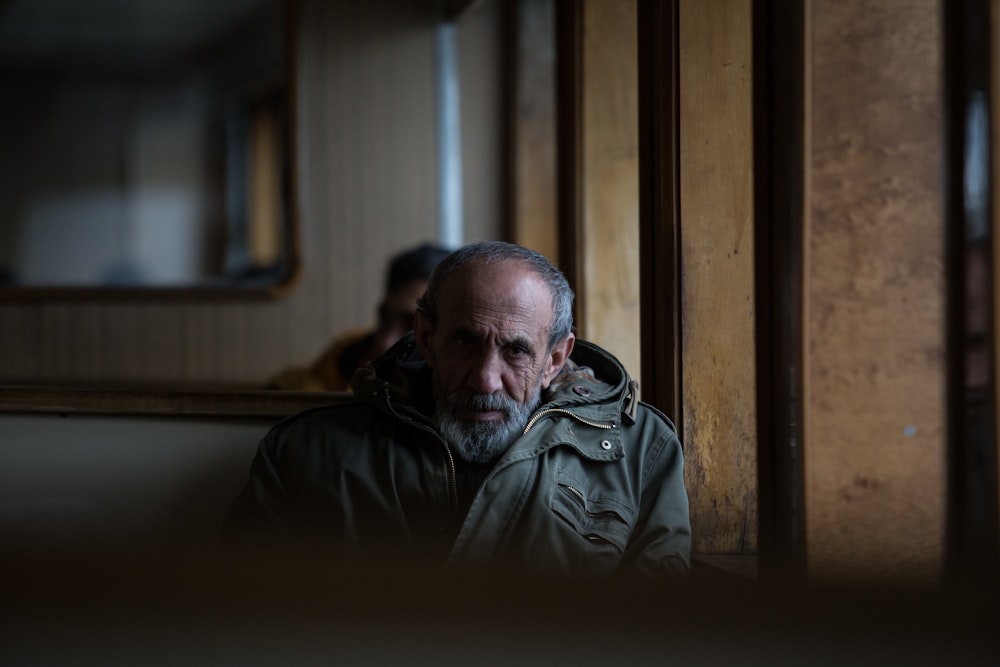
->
[384, 386, 459, 510]
[386, 390, 617, 506]
[522, 407, 617, 434]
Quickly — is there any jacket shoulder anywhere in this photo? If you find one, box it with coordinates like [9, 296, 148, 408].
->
[626, 401, 683, 455]
[263, 397, 370, 441]
[634, 401, 678, 433]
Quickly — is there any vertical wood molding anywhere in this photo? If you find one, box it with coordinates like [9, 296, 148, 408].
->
[944, 0, 999, 584]
[993, 0, 1000, 568]
[679, 0, 757, 555]
[456, 0, 505, 245]
[577, 0, 640, 374]
[508, 0, 559, 264]
[555, 0, 583, 323]
[754, 0, 807, 579]
[637, 0, 681, 423]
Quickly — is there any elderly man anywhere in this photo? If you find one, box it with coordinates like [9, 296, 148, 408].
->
[228, 241, 690, 576]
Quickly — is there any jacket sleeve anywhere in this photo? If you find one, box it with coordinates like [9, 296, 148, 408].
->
[621, 409, 692, 576]
[223, 427, 308, 546]
[223, 405, 392, 552]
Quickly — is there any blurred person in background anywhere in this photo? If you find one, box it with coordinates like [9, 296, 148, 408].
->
[268, 242, 450, 392]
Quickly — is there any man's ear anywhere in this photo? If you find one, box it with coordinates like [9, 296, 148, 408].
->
[413, 309, 434, 366]
[541, 333, 575, 389]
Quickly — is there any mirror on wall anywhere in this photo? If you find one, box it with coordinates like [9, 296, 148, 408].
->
[0, 0, 295, 294]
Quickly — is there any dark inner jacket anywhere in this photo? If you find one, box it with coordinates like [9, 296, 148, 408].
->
[226, 334, 691, 577]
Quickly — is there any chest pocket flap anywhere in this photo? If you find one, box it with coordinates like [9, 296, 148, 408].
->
[551, 470, 634, 553]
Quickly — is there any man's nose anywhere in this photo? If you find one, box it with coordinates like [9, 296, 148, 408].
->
[469, 349, 504, 395]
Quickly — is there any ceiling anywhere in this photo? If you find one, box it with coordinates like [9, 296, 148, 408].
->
[0, 0, 279, 71]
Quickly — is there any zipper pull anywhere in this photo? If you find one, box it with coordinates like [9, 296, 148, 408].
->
[623, 380, 639, 425]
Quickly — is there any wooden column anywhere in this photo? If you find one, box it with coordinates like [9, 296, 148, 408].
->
[508, 0, 559, 264]
[575, 0, 641, 377]
[678, 0, 757, 556]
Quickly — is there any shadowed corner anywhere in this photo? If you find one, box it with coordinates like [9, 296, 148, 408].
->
[1, 544, 998, 667]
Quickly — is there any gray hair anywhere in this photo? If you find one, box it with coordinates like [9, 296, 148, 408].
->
[416, 241, 575, 349]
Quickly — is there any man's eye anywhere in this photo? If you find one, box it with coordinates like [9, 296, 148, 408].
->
[506, 345, 529, 359]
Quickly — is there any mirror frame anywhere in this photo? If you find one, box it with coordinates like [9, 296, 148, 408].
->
[0, 384, 343, 420]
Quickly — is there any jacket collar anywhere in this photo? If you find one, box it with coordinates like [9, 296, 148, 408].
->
[351, 333, 636, 427]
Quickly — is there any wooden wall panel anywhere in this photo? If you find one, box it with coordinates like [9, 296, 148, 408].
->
[679, 0, 757, 555]
[457, 0, 505, 245]
[578, 0, 641, 376]
[0, 0, 503, 387]
[509, 0, 559, 263]
[804, 0, 945, 581]
[297, 0, 442, 371]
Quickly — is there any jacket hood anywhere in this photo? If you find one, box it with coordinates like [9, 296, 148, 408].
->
[351, 333, 638, 427]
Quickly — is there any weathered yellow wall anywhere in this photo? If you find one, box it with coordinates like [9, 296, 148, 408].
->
[804, 0, 945, 582]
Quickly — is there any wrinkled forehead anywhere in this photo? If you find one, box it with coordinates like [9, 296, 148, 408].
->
[438, 261, 554, 331]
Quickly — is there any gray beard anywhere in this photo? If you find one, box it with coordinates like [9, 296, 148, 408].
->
[434, 381, 543, 465]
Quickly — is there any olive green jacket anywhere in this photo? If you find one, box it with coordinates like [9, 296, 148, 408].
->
[228, 335, 691, 577]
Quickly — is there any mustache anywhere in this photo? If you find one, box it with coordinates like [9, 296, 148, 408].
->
[454, 391, 518, 413]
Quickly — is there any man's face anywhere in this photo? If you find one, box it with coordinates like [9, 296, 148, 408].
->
[414, 260, 574, 463]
